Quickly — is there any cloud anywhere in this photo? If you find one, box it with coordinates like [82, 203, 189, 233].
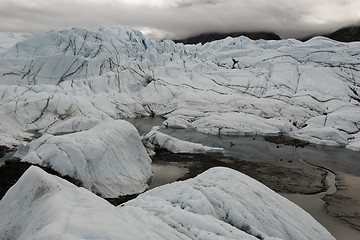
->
[0, 0, 359, 39]
[175, 0, 226, 8]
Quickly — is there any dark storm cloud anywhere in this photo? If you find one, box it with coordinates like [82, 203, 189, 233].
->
[0, 0, 359, 39]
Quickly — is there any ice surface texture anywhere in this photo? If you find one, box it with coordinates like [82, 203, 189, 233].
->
[13, 120, 152, 197]
[0, 166, 334, 240]
[0, 26, 359, 150]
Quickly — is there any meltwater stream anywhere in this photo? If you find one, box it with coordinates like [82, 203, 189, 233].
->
[127, 117, 360, 240]
[281, 170, 360, 240]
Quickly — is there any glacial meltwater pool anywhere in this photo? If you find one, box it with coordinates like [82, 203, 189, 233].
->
[127, 116, 360, 240]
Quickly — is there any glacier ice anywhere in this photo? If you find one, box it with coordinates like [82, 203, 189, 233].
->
[0, 26, 359, 150]
[0, 166, 334, 240]
[12, 120, 152, 197]
[0, 32, 31, 54]
[142, 126, 224, 154]
[1, 25, 357, 240]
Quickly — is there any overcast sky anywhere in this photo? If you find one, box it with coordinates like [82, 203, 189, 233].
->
[1, 0, 360, 39]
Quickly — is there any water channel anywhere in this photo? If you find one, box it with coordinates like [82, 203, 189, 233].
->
[127, 117, 360, 240]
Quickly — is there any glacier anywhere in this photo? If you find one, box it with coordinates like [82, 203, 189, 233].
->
[0, 26, 359, 150]
[0, 25, 358, 239]
[0, 166, 334, 240]
[12, 120, 152, 197]
[0, 32, 31, 54]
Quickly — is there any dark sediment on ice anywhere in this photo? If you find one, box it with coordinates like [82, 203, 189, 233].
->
[0, 159, 140, 206]
[0, 160, 81, 201]
[0, 145, 13, 159]
[264, 135, 310, 148]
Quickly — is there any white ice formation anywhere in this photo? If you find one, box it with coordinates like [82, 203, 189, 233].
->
[1, 25, 355, 240]
[142, 126, 224, 154]
[0, 26, 359, 150]
[0, 166, 335, 240]
[12, 120, 152, 197]
[0, 32, 31, 54]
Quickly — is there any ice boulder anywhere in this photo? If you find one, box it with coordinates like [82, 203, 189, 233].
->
[142, 126, 224, 154]
[0, 166, 267, 239]
[0, 166, 334, 240]
[0, 166, 183, 240]
[13, 120, 152, 197]
[127, 167, 335, 240]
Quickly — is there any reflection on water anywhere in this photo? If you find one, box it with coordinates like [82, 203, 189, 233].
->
[149, 162, 188, 189]
[0, 151, 15, 166]
[125, 117, 165, 135]
[160, 128, 360, 176]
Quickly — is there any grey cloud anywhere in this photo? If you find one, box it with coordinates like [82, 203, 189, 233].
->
[175, 0, 227, 8]
[0, 0, 359, 39]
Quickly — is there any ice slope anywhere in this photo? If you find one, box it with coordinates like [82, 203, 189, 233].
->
[12, 120, 152, 197]
[0, 166, 193, 240]
[0, 26, 359, 150]
[128, 167, 334, 240]
[0, 32, 31, 54]
[0, 166, 334, 240]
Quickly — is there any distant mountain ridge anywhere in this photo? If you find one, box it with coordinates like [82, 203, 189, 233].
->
[174, 32, 281, 44]
[326, 25, 360, 42]
[175, 25, 360, 44]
